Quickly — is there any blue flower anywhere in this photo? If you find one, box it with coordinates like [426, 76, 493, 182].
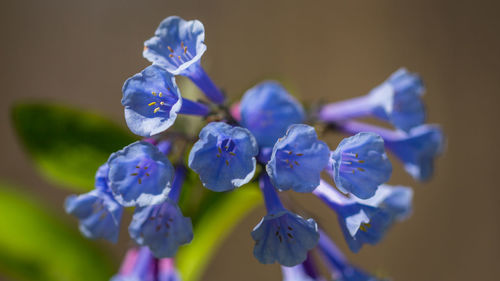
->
[111, 247, 156, 281]
[267, 124, 330, 193]
[65, 164, 123, 243]
[252, 175, 319, 266]
[370, 68, 426, 132]
[129, 166, 193, 258]
[330, 132, 392, 199]
[240, 81, 305, 148]
[318, 68, 425, 132]
[107, 141, 174, 207]
[129, 202, 193, 258]
[122, 65, 209, 137]
[188, 122, 258, 192]
[317, 230, 384, 281]
[143, 16, 225, 104]
[385, 124, 444, 181]
[313, 181, 412, 252]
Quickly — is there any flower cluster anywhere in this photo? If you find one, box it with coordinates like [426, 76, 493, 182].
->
[65, 16, 444, 280]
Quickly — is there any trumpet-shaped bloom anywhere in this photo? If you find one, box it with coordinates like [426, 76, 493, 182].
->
[129, 166, 193, 258]
[107, 141, 174, 207]
[313, 181, 412, 252]
[385, 124, 444, 181]
[65, 164, 122, 243]
[338, 121, 444, 181]
[267, 124, 329, 193]
[252, 175, 319, 266]
[122, 65, 209, 137]
[318, 68, 425, 132]
[330, 132, 392, 199]
[111, 248, 156, 281]
[240, 81, 305, 148]
[143, 16, 225, 104]
[188, 122, 258, 191]
[129, 201, 193, 258]
[143, 16, 206, 76]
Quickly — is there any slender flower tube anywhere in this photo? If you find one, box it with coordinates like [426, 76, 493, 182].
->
[318, 68, 425, 132]
[267, 124, 330, 193]
[240, 81, 306, 148]
[107, 141, 175, 207]
[338, 120, 444, 181]
[111, 247, 156, 281]
[122, 65, 210, 137]
[189, 122, 258, 191]
[313, 180, 412, 252]
[158, 258, 182, 281]
[251, 174, 319, 266]
[330, 132, 392, 199]
[129, 166, 193, 258]
[143, 16, 225, 104]
[317, 230, 385, 281]
[281, 264, 320, 281]
[65, 164, 123, 243]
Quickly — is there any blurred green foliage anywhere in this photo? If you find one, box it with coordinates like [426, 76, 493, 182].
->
[11, 103, 137, 191]
[0, 182, 115, 281]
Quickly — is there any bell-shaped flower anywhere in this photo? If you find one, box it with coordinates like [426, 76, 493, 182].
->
[318, 68, 425, 132]
[330, 132, 392, 199]
[240, 81, 305, 148]
[252, 175, 319, 266]
[317, 230, 386, 281]
[188, 122, 258, 191]
[338, 121, 444, 181]
[111, 247, 156, 281]
[143, 16, 225, 104]
[129, 166, 193, 258]
[107, 141, 174, 207]
[267, 124, 330, 193]
[122, 65, 209, 137]
[313, 181, 412, 252]
[384, 124, 444, 181]
[65, 164, 123, 243]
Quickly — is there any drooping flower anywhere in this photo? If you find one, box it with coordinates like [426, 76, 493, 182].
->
[107, 141, 174, 207]
[188, 122, 258, 192]
[143, 16, 225, 104]
[267, 124, 330, 193]
[338, 121, 444, 181]
[252, 174, 319, 266]
[122, 65, 209, 137]
[111, 247, 156, 281]
[65, 164, 123, 243]
[330, 132, 392, 199]
[317, 230, 386, 281]
[318, 68, 425, 132]
[240, 81, 305, 148]
[313, 180, 412, 252]
[129, 166, 193, 258]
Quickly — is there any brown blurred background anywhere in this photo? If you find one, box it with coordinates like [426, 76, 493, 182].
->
[1, 0, 499, 280]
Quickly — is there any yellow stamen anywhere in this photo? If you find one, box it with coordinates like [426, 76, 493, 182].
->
[148, 102, 156, 106]
[167, 46, 174, 53]
[154, 107, 160, 113]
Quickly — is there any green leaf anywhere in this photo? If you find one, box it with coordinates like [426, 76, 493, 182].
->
[176, 184, 262, 281]
[0, 182, 115, 281]
[11, 103, 137, 191]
